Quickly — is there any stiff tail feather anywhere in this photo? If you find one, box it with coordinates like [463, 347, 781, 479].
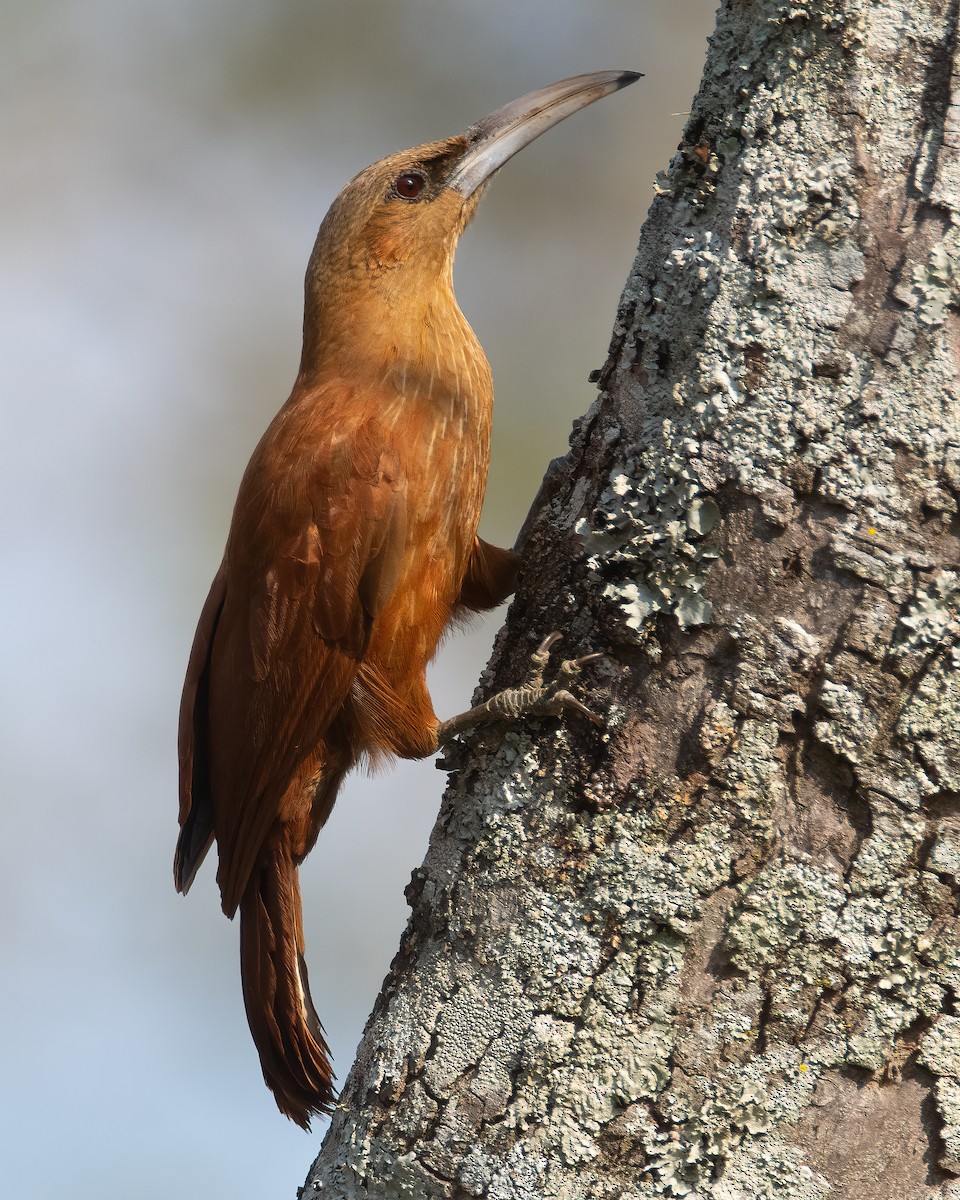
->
[239, 851, 335, 1127]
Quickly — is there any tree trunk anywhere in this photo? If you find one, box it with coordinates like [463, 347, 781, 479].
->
[305, 2, 960, 1196]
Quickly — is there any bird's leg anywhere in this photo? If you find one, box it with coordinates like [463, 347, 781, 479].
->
[437, 633, 603, 752]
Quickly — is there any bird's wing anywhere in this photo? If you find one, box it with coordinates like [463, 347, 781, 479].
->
[178, 401, 408, 915]
[175, 560, 227, 893]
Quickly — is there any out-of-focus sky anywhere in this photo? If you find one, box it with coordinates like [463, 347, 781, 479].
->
[1, 2, 717, 1196]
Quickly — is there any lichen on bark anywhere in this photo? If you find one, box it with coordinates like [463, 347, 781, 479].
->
[305, 1, 960, 1196]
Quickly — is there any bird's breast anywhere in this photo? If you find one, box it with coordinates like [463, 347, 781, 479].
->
[370, 364, 493, 663]
[395, 380, 490, 567]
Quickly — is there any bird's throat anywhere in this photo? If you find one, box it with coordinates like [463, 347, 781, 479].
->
[299, 268, 486, 417]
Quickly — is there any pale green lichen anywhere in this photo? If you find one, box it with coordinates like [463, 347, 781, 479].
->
[920, 1019, 960, 1173]
[710, 715, 782, 829]
[814, 677, 878, 764]
[845, 797, 925, 891]
[645, 1079, 778, 1196]
[894, 570, 960, 658]
[928, 823, 960, 886]
[725, 860, 846, 981]
[576, 451, 720, 634]
[908, 243, 960, 327]
[714, 1135, 827, 1200]
[898, 650, 960, 792]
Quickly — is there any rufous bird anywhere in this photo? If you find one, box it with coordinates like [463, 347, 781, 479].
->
[176, 70, 639, 1128]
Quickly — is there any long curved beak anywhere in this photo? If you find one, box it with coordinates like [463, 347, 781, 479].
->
[446, 70, 642, 199]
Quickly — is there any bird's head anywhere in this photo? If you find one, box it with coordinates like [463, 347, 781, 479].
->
[301, 71, 640, 374]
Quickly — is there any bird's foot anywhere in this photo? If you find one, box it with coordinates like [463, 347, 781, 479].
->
[437, 633, 603, 754]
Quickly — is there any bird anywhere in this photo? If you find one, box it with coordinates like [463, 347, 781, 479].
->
[175, 70, 640, 1129]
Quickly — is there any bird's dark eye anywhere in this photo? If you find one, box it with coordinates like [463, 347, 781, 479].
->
[394, 171, 426, 200]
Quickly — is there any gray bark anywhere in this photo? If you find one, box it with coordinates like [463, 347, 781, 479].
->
[305, 1, 960, 1196]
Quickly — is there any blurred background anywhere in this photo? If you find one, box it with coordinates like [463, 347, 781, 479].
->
[1, 1, 716, 1196]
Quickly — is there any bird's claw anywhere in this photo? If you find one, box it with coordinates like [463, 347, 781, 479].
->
[525, 631, 565, 686]
[531, 687, 605, 727]
[513, 634, 605, 726]
[436, 634, 605, 755]
[523, 634, 604, 714]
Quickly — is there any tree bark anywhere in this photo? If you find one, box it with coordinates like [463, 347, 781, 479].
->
[305, 1, 960, 1196]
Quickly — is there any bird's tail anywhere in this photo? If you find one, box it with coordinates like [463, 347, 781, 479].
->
[239, 848, 335, 1128]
